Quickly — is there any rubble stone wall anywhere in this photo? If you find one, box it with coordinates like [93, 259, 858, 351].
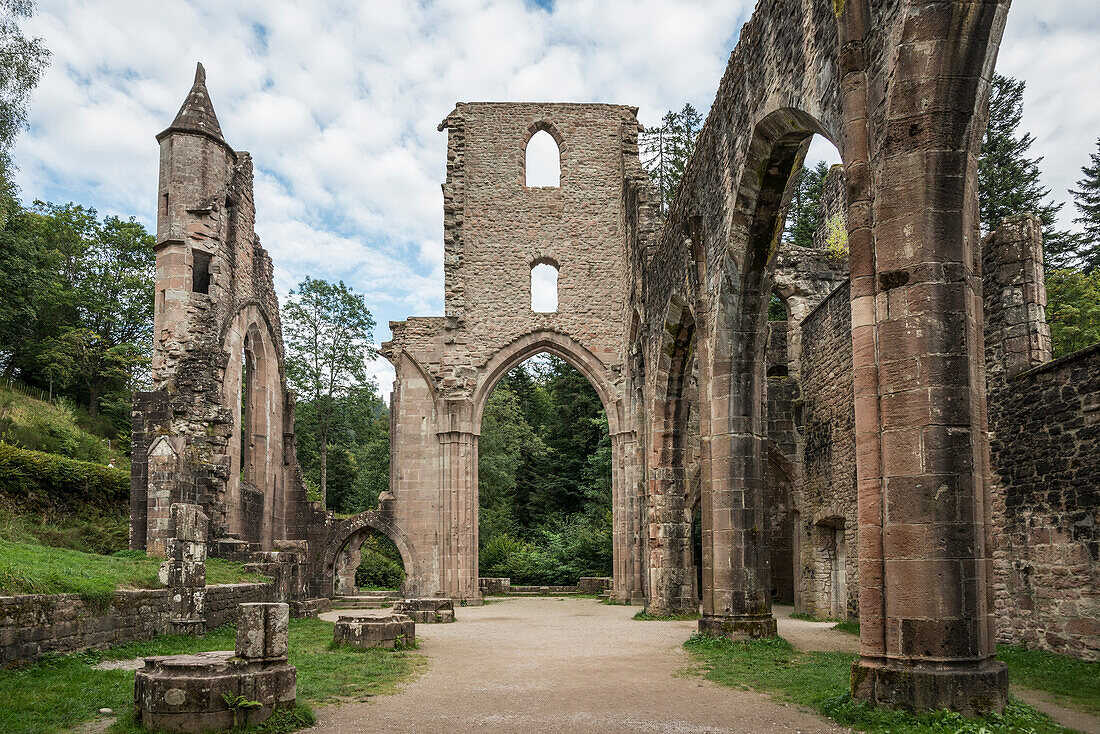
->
[0, 582, 272, 666]
[130, 65, 315, 558]
[797, 282, 857, 619]
[983, 216, 1100, 661]
[382, 103, 647, 602]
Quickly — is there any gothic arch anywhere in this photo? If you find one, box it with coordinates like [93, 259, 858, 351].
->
[320, 510, 420, 597]
[471, 330, 620, 435]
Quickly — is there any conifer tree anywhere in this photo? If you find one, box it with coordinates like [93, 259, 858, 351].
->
[978, 74, 1077, 267]
[640, 104, 704, 214]
[1070, 137, 1100, 273]
[783, 160, 830, 248]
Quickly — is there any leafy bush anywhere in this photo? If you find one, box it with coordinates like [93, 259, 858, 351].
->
[0, 442, 128, 514]
[480, 513, 612, 585]
[354, 533, 406, 590]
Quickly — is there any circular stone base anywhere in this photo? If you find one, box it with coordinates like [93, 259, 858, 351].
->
[850, 658, 1008, 717]
[697, 614, 778, 640]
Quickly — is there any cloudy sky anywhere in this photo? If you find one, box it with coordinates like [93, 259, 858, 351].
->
[12, 0, 1100, 395]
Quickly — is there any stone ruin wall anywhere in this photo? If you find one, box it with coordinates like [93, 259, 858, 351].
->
[983, 216, 1100, 661]
[130, 65, 316, 559]
[796, 280, 857, 620]
[781, 210, 1100, 659]
[381, 102, 649, 602]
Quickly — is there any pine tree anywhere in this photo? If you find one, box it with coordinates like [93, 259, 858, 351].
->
[978, 74, 1078, 268]
[783, 161, 830, 248]
[1070, 137, 1100, 273]
[639, 104, 704, 214]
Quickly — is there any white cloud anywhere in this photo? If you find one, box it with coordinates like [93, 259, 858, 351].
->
[10, 0, 1098, 400]
[997, 4, 1100, 231]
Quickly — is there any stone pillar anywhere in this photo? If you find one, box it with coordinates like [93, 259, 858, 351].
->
[159, 503, 208, 636]
[844, 0, 1009, 713]
[611, 430, 638, 604]
[697, 298, 777, 639]
[236, 602, 290, 661]
[630, 432, 646, 604]
[440, 427, 480, 603]
[982, 215, 1050, 381]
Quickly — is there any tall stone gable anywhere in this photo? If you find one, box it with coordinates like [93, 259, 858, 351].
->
[381, 103, 646, 600]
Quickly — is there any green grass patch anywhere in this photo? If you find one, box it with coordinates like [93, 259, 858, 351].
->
[683, 634, 1073, 733]
[0, 618, 424, 734]
[0, 539, 265, 600]
[834, 620, 860, 636]
[998, 644, 1100, 715]
[633, 610, 701, 621]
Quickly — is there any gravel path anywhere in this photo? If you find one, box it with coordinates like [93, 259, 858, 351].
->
[311, 597, 848, 733]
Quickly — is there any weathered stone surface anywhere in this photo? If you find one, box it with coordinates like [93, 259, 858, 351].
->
[333, 614, 415, 649]
[577, 577, 612, 595]
[478, 577, 511, 595]
[392, 598, 455, 623]
[134, 649, 296, 732]
[130, 62, 319, 559]
[236, 602, 290, 660]
[0, 583, 272, 666]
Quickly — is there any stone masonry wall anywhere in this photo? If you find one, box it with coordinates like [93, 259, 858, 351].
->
[382, 103, 645, 601]
[0, 582, 272, 666]
[131, 64, 313, 557]
[797, 281, 857, 619]
[984, 216, 1100, 661]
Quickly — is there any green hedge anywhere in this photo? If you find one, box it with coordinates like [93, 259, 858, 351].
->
[0, 442, 129, 513]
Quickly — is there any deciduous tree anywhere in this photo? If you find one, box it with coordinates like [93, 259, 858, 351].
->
[282, 276, 377, 503]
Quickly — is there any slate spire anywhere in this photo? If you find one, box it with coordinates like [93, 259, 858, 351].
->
[158, 62, 226, 144]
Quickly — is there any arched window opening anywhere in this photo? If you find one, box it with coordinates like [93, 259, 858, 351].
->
[768, 292, 787, 321]
[531, 262, 559, 313]
[525, 130, 561, 187]
[239, 338, 254, 483]
[781, 134, 846, 256]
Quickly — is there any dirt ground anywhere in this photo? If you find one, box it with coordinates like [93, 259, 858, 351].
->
[312, 597, 850, 733]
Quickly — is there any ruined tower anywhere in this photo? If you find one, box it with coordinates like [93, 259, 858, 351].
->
[130, 64, 311, 557]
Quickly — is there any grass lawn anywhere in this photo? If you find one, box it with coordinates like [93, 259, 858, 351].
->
[632, 609, 701, 621]
[0, 617, 426, 734]
[0, 539, 266, 600]
[683, 634, 1080, 734]
[999, 644, 1100, 715]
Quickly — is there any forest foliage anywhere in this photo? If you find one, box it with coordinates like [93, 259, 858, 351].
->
[477, 355, 613, 585]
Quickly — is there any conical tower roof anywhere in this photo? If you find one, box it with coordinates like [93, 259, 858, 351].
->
[157, 62, 229, 146]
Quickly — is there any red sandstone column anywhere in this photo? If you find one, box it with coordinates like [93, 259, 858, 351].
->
[439, 428, 481, 604]
[697, 307, 777, 639]
[844, 0, 1009, 714]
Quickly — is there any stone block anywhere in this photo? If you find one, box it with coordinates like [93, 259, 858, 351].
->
[333, 614, 415, 650]
[478, 577, 510, 595]
[134, 650, 296, 733]
[392, 598, 455, 623]
[169, 504, 208, 544]
[235, 602, 290, 660]
[577, 577, 612, 594]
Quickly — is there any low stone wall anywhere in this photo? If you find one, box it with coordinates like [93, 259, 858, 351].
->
[0, 582, 272, 666]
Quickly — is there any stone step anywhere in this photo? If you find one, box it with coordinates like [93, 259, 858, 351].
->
[333, 594, 399, 609]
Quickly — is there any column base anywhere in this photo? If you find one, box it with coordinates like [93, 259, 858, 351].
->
[698, 614, 777, 640]
[851, 658, 1008, 717]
